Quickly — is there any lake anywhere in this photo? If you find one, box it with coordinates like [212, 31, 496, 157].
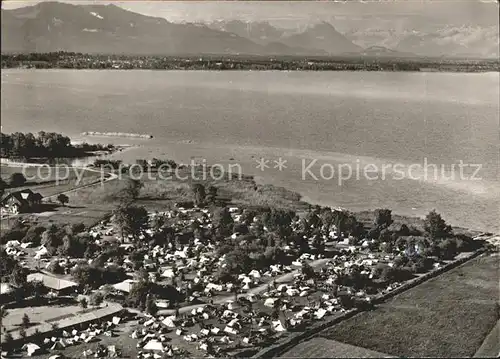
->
[1, 69, 499, 232]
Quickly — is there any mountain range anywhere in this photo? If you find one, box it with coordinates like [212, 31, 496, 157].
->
[1, 1, 498, 58]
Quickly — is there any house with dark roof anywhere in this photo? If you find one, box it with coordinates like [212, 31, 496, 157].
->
[0, 189, 43, 214]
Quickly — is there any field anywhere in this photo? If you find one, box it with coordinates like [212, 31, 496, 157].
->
[1, 165, 102, 188]
[279, 337, 394, 358]
[320, 252, 500, 358]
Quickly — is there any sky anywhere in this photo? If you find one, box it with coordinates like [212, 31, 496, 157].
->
[2, 0, 499, 27]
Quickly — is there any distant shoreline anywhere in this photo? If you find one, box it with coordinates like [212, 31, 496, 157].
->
[2, 53, 498, 73]
[81, 131, 154, 139]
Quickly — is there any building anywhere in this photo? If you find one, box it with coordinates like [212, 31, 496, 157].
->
[27, 272, 79, 295]
[0, 189, 43, 214]
[112, 279, 138, 294]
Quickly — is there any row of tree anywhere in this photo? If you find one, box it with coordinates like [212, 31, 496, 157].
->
[0, 131, 110, 158]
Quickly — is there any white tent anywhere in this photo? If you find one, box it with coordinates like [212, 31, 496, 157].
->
[224, 326, 238, 335]
[34, 246, 49, 259]
[264, 298, 276, 308]
[162, 316, 176, 328]
[315, 308, 327, 320]
[161, 268, 175, 278]
[143, 340, 164, 351]
[272, 320, 286, 332]
[24, 343, 41, 357]
[107, 345, 118, 357]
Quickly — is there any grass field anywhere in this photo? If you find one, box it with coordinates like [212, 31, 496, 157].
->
[279, 337, 394, 358]
[1, 165, 101, 186]
[320, 252, 500, 358]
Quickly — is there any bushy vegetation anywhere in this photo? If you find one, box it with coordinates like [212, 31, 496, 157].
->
[0, 131, 112, 159]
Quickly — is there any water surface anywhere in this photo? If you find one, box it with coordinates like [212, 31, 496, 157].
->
[2, 70, 498, 232]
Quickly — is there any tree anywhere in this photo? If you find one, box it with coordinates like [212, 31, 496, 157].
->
[72, 264, 100, 289]
[89, 292, 104, 307]
[79, 297, 88, 309]
[206, 186, 218, 204]
[22, 225, 45, 246]
[146, 296, 158, 316]
[3, 331, 13, 348]
[424, 210, 452, 240]
[0, 178, 7, 198]
[19, 327, 27, 339]
[0, 307, 7, 333]
[47, 260, 64, 274]
[118, 178, 143, 203]
[438, 238, 458, 260]
[374, 209, 393, 228]
[21, 313, 30, 329]
[9, 265, 27, 288]
[9, 172, 26, 187]
[301, 262, 316, 279]
[151, 214, 166, 233]
[127, 280, 152, 311]
[212, 207, 234, 238]
[191, 183, 206, 206]
[41, 225, 62, 253]
[28, 280, 47, 299]
[57, 193, 69, 206]
[113, 204, 149, 242]
[262, 208, 295, 239]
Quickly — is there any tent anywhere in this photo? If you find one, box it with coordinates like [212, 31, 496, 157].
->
[315, 308, 327, 320]
[34, 246, 49, 259]
[107, 345, 119, 357]
[272, 320, 286, 332]
[264, 298, 276, 308]
[162, 316, 176, 328]
[143, 340, 164, 351]
[24, 343, 41, 357]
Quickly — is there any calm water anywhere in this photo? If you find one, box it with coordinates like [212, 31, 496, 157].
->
[2, 70, 499, 232]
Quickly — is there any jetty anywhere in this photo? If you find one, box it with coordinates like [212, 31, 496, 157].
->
[81, 131, 153, 139]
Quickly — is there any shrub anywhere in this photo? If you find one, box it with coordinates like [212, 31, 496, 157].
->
[47, 260, 64, 275]
[393, 255, 409, 268]
[9, 172, 26, 187]
[79, 297, 88, 309]
[89, 292, 104, 306]
[438, 238, 458, 260]
[410, 256, 435, 273]
[21, 313, 30, 328]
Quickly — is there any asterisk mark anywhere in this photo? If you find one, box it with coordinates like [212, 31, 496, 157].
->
[273, 157, 288, 171]
[255, 158, 270, 171]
